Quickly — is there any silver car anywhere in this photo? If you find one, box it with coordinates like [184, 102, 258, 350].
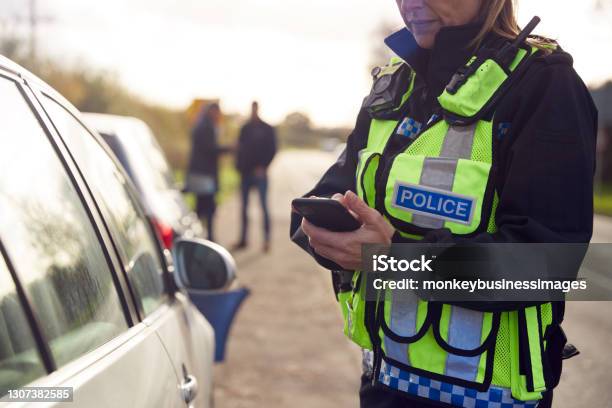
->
[0, 54, 230, 407]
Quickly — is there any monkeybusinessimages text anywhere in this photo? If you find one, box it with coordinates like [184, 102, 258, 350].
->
[371, 255, 588, 294]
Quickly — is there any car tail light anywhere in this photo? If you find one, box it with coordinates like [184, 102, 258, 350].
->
[151, 218, 174, 249]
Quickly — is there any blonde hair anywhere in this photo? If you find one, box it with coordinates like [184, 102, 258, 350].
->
[472, 0, 554, 53]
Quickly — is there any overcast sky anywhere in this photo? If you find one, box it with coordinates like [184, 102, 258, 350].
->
[2, 0, 611, 127]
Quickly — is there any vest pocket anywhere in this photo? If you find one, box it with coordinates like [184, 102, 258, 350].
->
[432, 304, 499, 387]
[508, 306, 549, 401]
[380, 290, 432, 344]
[356, 150, 381, 208]
[438, 59, 509, 120]
[338, 272, 372, 349]
[431, 305, 500, 357]
[382, 154, 494, 236]
[378, 297, 498, 391]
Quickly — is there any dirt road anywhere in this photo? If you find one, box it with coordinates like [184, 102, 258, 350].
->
[557, 216, 612, 406]
[212, 150, 360, 408]
[212, 150, 612, 407]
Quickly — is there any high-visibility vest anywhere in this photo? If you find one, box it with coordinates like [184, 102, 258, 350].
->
[338, 44, 563, 403]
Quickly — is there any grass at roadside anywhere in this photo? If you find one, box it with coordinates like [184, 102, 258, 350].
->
[594, 190, 612, 217]
[174, 157, 240, 211]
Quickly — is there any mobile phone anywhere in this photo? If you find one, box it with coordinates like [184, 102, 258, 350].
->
[292, 197, 361, 232]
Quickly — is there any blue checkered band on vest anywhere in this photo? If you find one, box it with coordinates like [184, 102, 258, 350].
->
[397, 117, 422, 138]
[378, 361, 540, 408]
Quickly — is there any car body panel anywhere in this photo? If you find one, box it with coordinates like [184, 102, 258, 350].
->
[1, 323, 182, 408]
[0, 54, 214, 407]
[147, 295, 215, 408]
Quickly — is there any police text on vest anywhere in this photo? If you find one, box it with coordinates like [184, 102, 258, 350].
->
[392, 182, 476, 224]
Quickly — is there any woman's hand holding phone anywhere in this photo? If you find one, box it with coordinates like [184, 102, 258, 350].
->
[300, 191, 395, 270]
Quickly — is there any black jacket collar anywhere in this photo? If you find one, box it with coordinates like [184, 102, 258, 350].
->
[385, 23, 486, 97]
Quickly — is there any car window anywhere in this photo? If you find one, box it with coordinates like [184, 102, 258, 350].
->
[119, 121, 175, 192]
[0, 77, 128, 368]
[98, 132, 134, 182]
[42, 97, 167, 317]
[0, 255, 46, 396]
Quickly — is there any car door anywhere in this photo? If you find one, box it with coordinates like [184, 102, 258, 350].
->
[0, 69, 182, 407]
[36, 91, 213, 408]
[0, 255, 47, 399]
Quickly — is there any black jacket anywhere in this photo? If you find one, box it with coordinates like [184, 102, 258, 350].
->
[188, 117, 227, 185]
[290, 24, 597, 279]
[236, 119, 277, 175]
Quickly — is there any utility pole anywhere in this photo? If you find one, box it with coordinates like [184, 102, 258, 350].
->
[11, 0, 53, 68]
[29, 0, 37, 63]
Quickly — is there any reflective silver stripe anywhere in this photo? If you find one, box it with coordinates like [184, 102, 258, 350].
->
[418, 125, 481, 378]
[412, 158, 458, 229]
[386, 123, 486, 380]
[384, 338, 410, 366]
[384, 290, 419, 365]
[418, 157, 457, 188]
[444, 306, 485, 382]
[440, 124, 477, 159]
[411, 124, 477, 229]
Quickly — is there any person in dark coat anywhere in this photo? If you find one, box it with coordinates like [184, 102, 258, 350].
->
[187, 103, 230, 242]
[234, 101, 277, 252]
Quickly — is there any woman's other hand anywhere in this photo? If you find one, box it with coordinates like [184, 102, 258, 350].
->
[301, 191, 395, 270]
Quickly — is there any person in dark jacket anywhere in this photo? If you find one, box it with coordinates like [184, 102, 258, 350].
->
[290, 0, 597, 407]
[234, 101, 277, 252]
[187, 103, 230, 242]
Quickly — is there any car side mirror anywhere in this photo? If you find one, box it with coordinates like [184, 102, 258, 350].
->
[173, 238, 236, 291]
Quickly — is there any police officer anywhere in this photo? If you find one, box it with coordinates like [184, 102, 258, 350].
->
[290, 0, 597, 407]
